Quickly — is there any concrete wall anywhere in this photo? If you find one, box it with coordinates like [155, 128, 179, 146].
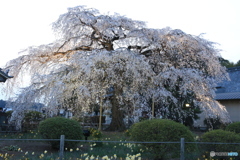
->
[220, 100, 240, 122]
[195, 99, 240, 127]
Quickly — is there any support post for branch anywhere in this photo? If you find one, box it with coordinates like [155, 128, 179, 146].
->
[180, 138, 185, 160]
[98, 97, 103, 131]
[152, 97, 154, 119]
[59, 135, 65, 160]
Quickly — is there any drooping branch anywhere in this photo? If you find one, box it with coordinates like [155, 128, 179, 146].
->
[2, 5, 231, 130]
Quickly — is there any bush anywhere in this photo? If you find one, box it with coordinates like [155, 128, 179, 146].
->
[130, 119, 196, 160]
[23, 111, 45, 122]
[38, 117, 83, 149]
[201, 129, 240, 152]
[225, 122, 240, 134]
[22, 111, 45, 132]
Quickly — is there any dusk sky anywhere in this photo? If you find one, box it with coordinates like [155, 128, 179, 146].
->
[0, 0, 239, 67]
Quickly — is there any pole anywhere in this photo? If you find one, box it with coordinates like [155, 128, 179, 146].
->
[59, 135, 65, 160]
[98, 97, 103, 131]
[152, 97, 154, 119]
[180, 138, 185, 160]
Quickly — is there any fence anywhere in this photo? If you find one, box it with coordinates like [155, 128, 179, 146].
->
[1, 136, 240, 160]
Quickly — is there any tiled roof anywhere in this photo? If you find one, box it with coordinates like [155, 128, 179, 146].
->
[0, 70, 8, 78]
[215, 92, 240, 100]
[215, 66, 240, 100]
[0, 69, 13, 82]
[216, 66, 240, 93]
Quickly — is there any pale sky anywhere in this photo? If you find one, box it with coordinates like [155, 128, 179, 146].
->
[0, 0, 240, 68]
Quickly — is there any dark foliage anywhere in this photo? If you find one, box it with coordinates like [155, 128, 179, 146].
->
[201, 129, 240, 152]
[130, 119, 196, 160]
[38, 117, 83, 149]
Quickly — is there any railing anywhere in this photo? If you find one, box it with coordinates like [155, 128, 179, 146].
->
[1, 136, 240, 160]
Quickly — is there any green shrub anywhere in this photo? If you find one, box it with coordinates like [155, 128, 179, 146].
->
[225, 122, 240, 134]
[23, 111, 45, 122]
[130, 119, 196, 159]
[22, 111, 45, 132]
[201, 129, 240, 152]
[38, 117, 83, 149]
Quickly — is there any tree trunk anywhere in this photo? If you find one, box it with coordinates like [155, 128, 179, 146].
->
[105, 85, 126, 131]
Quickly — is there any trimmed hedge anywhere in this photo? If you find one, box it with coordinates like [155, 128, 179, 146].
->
[130, 119, 196, 159]
[201, 129, 240, 152]
[225, 122, 240, 134]
[38, 117, 83, 149]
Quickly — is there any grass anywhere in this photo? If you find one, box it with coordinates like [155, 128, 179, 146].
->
[1, 130, 240, 160]
[0, 130, 150, 160]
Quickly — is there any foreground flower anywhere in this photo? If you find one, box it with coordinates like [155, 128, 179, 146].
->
[136, 153, 141, 157]
[39, 153, 44, 158]
[126, 157, 130, 160]
[102, 155, 109, 160]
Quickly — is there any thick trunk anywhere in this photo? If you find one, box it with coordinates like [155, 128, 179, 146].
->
[105, 86, 126, 131]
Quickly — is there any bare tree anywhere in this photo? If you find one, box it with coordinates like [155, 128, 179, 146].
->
[3, 6, 230, 130]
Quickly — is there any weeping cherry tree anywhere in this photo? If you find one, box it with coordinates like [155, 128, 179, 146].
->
[3, 6, 230, 131]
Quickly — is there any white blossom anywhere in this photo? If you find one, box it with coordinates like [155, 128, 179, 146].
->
[3, 5, 230, 128]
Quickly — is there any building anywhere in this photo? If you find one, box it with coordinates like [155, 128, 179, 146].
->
[0, 68, 13, 83]
[215, 66, 240, 122]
